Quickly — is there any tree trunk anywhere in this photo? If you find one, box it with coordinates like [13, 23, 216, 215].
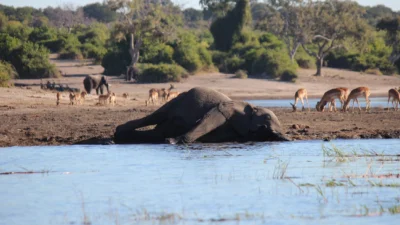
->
[127, 33, 141, 81]
[289, 43, 300, 63]
[315, 57, 323, 76]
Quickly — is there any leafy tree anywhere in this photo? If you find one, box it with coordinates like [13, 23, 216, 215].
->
[0, 61, 17, 86]
[83, 3, 117, 23]
[376, 16, 400, 64]
[210, 0, 251, 51]
[183, 8, 203, 22]
[0, 34, 21, 61]
[300, 0, 368, 76]
[364, 4, 396, 26]
[0, 12, 7, 30]
[200, 0, 236, 17]
[106, 0, 178, 81]
[28, 26, 57, 43]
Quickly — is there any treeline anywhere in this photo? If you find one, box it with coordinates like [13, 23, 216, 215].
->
[1, 0, 400, 86]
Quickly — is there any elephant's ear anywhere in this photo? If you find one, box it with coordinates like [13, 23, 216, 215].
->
[218, 102, 253, 137]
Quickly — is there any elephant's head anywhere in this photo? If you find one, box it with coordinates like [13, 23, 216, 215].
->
[247, 106, 290, 141]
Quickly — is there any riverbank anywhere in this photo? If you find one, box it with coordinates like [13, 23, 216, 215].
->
[1, 58, 400, 147]
[1, 87, 400, 147]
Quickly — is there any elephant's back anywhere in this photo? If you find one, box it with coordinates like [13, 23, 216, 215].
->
[170, 87, 231, 125]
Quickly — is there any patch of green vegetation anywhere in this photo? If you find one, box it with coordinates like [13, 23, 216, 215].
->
[326, 179, 345, 187]
[388, 205, 400, 214]
[299, 183, 315, 187]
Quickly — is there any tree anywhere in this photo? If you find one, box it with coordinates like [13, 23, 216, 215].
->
[376, 16, 400, 64]
[83, 3, 117, 23]
[300, 0, 368, 76]
[200, 0, 236, 17]
[106, 0, 178, 81]
[257, 0, 310, 62]
[210, 0, 251, 51]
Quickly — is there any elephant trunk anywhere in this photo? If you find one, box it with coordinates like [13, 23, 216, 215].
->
[272, 131, 291, 141]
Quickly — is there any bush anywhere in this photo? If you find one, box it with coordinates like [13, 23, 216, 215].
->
[137, 64, 188, 83]
[280, 70, 298, 82]
[9, 41, 60, 79]
[0, 61, 17, 87]
[364, 68, 383, 75]
[225, 55, 245, 73]
[101, 50, 130, 75]
[295, 48, 315, 69]
[173, 32, 213, 72]
[81, 43, 107, 64]
[0, 34, 21, 61]
[59, 47, 83, 60]
[233, 70, 248, 79]
[251, 49, 297, 78]
[140, 42, 174, 64]
[211, 50, 229, 71]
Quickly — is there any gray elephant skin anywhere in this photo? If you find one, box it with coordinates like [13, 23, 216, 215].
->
[114, 87, 289, 144]
[83, 75, 109, 95]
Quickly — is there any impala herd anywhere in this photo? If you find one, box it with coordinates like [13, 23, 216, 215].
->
[292, 86, 400, 112]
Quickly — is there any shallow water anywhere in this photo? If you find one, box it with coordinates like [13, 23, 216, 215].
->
[0, 139, 399, 225]
[248, 97, 389, 108]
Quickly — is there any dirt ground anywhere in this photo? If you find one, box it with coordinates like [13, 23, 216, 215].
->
[1, 58, 400, 147]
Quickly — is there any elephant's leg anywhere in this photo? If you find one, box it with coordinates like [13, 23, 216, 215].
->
[114, 129, 166, 144]
[99, 85, 104, 95]
[170, 107, 227, 144]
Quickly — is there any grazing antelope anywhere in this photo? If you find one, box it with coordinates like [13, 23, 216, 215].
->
[316, 88, 347, 112]
[122, 93, 129, 98]
[98, 92, 111, 105]
[290, 88, 309, 112]
[387, 88, 400, 111]
[146, 88, 159, 106]
[69, 92, 77, 105]
[109, 92, 117, 106]
[342, 87, 371, 112]
[56, 92, 61, 106]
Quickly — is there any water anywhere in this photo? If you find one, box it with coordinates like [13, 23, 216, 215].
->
[248, 97, 389, 108]
[0, 139, 399, 225]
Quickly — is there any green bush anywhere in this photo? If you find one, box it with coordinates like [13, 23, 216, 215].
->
[280, 70, 298, 82]
[251, 49, 297, 78]
[295, 48, 315, 69]
[137, 64, 188, 83]
[101, 50, 130, 75]
[140, 42, 174, 64]
[59, 47, 83, 60]
[173, 32, 213, 72]
[0, 61, 17, 87]
[0, 34, 21, 61]
[225, 55, 245, 73]
[5, 21, 32, 41]
[233, 69, 248, 79]
[211, 50, 229, 71]
[81, 43, 107, 64]
[9, 41, 60, 79]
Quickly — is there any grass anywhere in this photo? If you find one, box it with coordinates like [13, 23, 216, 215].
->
[325, 179, 345, 187]
[272, 160, 289, 179]
[368, 180, 400, 188]
[322, 144, 347, 162]
[388, 205, 400, 214]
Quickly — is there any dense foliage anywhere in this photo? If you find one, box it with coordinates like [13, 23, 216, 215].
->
[0, 0, 400, 83]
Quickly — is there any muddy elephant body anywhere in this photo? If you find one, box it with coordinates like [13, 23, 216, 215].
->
[114, 87, 289, 144]
[83, 75, 109, 95]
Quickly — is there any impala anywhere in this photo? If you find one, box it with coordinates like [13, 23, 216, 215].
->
[342, 87, 371, 112]
[290, 88, 309, 112]
[316, 88, 347, 112]
[387, 88, 400, 111]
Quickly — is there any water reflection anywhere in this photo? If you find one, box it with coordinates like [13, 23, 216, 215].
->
[0, 139, 399, 225]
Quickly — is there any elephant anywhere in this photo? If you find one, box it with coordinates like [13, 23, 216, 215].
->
[83, 75, 109, 95]
[114, 87, 289, 144]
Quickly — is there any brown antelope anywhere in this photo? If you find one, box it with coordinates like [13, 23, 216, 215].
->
[80, 91, 87, 104]
[56, 92, 61, 106]
[122, 93, 129, 98]
[69, 92, 76, 105]
[343, 87, 371, 112]
[98, 92, 111, 105]
[167, 90, 180, 102]
[316, 88, 347, 112]
[290, 88, 309, 112]
[146, 88, 159, 106]
[109, 92, 117, 106]
[387, 88, 400, 111]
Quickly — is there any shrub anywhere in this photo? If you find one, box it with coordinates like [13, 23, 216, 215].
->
[251, 49, 297, 78]
[0, 34, 21, 61]
[59, 48, 83, 60]
[9, 41, 60, 79]
[233, 70, 248, 79]
[81, 43, 107, 64]
[295, 48, 315, 69]
[364, 68, 383, 75]
[0, 61, 17, 87]
[280, 70, 298, 82]
[137, 64, 188, 83]
[211, 50, 229, 71]
[225, 55, 245, 73]
[140, 42, 174, 64]
[101, 50, 130, 75]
